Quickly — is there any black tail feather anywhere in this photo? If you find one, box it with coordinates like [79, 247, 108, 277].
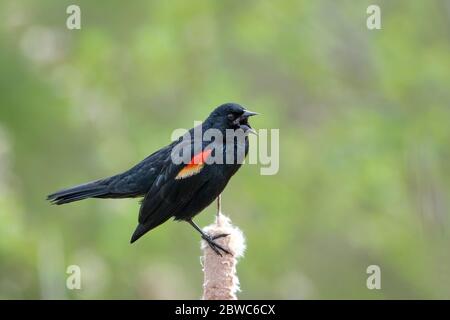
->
[47, 181, 109, 205]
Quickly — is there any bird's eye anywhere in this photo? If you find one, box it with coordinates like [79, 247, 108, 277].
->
[227, 114, 235, 121]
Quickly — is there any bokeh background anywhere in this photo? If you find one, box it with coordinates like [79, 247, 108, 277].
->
[0, 0, 450, 299]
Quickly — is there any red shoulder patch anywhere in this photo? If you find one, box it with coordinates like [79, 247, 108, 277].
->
[175, 149, 212, 180]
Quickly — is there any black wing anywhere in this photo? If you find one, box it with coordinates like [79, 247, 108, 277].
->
[130, 135, 210, 243]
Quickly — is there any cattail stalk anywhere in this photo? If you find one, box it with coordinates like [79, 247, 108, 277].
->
[201, 197, 246, 300]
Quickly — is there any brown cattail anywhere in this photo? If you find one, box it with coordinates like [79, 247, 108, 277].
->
[201, 213, 246, 300]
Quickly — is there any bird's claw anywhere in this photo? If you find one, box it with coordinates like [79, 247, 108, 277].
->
[212, 233, 229, 240]
[202, 233, 231, 256]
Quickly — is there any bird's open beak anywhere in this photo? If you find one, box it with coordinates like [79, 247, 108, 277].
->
[242, 110, 259, 117]
[239, 109, 259, 135]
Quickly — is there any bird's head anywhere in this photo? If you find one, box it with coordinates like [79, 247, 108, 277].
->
[205, 103, 258, 134]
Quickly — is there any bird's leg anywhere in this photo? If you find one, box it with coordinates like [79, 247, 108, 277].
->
[188, 219, 231, 256]
[213, 194, 229, 240]
[213, 194, 230, 241]
[216, 194, 221, 218]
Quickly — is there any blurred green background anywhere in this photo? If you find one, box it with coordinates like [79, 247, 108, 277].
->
[0, 0, 450, 299]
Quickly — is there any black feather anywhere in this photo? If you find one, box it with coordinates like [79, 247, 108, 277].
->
[47, 181, 109, 205]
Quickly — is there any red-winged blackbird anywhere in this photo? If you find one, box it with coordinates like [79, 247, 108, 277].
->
[47, 103, 258, 255]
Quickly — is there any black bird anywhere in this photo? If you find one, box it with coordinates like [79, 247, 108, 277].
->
[47, 103, 258, 255]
